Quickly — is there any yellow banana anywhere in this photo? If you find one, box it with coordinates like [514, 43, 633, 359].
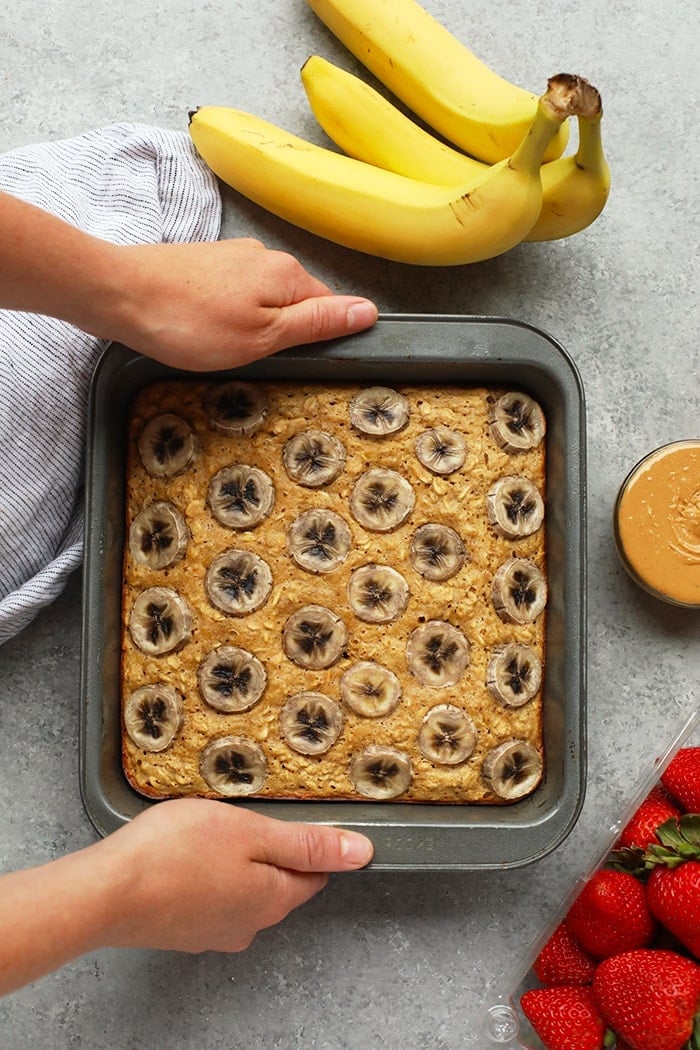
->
[188, 76, 590, 267]
[304, 0, 568, 164]
[301, 54, 485, 183]
[524, 110, 609, 241]
[301, 55, 610, 242]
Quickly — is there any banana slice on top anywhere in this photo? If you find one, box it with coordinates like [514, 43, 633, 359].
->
[279, 692, 344, 755]
[128, 586, 192, 656]
[287, 509, 352, 574]
[406, 620, 470, 688]
[349, 468, 415, 532]
[340, 661, 402, 718]
[487, 642, 542, 707]
[200, 735, 267, 796]
[491, 558, 547, 624]
[204, 380, 268, 435]
[283, 429, 346, 487]
[417, 704, 477, 765]
[197, 645, 267, 713]
[349, 386, 410, 436]
[124, 684, 184, 751]
[409, 523, 466, 582]
[482, 739, 543, 800]
[282, 604, 348, 670]
[347, 564, 409, 623]
[208, 463, 275, 530]
[349, 745, 413, 800]
[205, 549, 273, 616]
[137, 413, 196, 477]
[414, 425, 467, 475]
[486, 476, 544, 538]
[488, 392, 546, 452]
[128, 501, 189, 570]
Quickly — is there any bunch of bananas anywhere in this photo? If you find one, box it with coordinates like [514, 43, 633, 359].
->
[188, 0, 610, 266]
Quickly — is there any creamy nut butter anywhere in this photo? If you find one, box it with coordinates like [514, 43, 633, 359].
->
[614, 440, 700, 607]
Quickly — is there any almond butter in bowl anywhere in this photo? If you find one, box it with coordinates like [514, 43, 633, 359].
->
[614, 439, 700, 608]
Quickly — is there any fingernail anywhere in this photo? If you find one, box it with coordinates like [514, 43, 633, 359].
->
[346, 300, 378, 332]
[340, 830, 374, 866]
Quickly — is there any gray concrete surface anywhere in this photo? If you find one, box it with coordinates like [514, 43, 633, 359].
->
[1, 0, 698, 1046]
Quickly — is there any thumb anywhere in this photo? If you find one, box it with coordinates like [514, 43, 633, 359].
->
[272, 296, 378, 351]
[255, 817, 374, 873]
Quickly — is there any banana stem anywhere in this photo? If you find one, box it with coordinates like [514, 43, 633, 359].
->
[510, 74, 602, 176]
[575, 113, 607, 175]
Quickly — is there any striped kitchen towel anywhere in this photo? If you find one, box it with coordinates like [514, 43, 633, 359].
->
[0, 123, 222, 645]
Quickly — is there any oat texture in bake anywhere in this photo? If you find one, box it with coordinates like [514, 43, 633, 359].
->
[121, 381, 548, 804]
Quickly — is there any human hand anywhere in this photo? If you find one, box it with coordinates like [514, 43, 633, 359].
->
[99, 798, 374, 953]
[101, 238, 378, 370]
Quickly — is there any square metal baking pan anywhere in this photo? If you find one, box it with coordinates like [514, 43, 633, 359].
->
[80, 314, 587, 871]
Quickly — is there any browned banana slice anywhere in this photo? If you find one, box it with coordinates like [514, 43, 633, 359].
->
[482, 740, 543, 800]
[137, 413, 196, 477]
[347, 564, 409, 623]
[486, 642, 542, 707]
[414, 425, 466, 475]
[204, 380, 268, 435]
[128, 501, 189, 570]
[208, 464, 275, 529]
[340, 661, 402, 717]
[287, 509, 352, 574]
[205, 549, 273, 616]
[283, 429, 346, 487]
[282, 604, 348, 670]
[406, 620, 470, 688]
[488, 392, 546, 452]
[197, 645, 267, 713]
[349, 468, 415, 532]
[279, 692, 344, 755]
[409, 523, 466, 582]
[349, 386, 410, 436]
[128, 586, 192, 656]
[349, 745, 413, 799]
[124, 684, 184, 751]
[417, 704, 477, 765]
[486, 476, 544, 538]
[491, 558, 547, 624]
[200, 735, 267, 796]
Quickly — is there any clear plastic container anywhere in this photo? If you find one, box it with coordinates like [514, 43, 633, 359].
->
[482, 704, 700, 1048]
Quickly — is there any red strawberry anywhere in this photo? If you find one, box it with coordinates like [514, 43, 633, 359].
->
[618, 786, 682, 851]
[532, 921, 597, 986]
[592, 948, 700, 1050]
[566, 869, 656, 959]
[647, 859, 700, 959]
[520, 985, 607, 1050]
[641, 815, 700, 960]
[661, 747, 700, 813]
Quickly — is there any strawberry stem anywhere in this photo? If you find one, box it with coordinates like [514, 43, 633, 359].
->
[607, 845, 649, 877]
[610, 815, 700, 875]
[690, 1010, 700, 1049]
[644, 815, 700, 868]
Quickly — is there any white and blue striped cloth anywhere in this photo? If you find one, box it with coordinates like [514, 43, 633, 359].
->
[0, 123, 222, 644]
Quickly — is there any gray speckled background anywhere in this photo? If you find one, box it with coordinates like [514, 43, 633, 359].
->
[1, 0, 698, 1047]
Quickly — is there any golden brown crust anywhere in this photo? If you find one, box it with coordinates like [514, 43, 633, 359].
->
[121, 380, 546, 804]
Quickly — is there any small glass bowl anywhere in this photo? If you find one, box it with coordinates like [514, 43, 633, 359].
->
[613, 439, 700, 609]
